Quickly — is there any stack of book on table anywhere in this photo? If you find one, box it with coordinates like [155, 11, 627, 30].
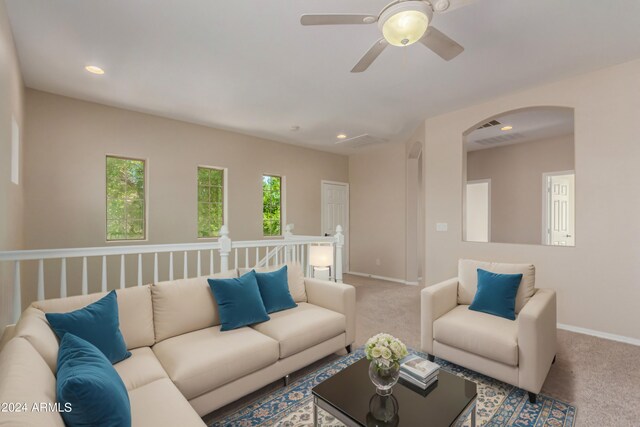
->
[400, 355, 439, 389]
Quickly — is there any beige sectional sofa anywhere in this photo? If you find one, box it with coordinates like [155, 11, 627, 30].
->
[0, 264, 356, 426]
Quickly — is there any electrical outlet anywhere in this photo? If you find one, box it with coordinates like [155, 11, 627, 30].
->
[375, 258, 381, 266]
[436, 223, 448, 232]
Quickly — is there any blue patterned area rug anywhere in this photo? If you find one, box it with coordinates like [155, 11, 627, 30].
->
[208, 349, 576, 427]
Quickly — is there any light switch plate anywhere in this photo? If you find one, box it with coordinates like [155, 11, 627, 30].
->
[436, 223, 448, 232]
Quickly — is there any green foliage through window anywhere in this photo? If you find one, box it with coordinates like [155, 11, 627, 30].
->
[263, 175, 282, 236]
[198, 167, 225, 238]
[106, 156, 146, 241]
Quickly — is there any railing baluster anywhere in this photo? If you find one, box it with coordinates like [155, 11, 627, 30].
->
[120, 254, 125, 289]
[137, 254, 143, 286]
[153, 253, 159, 283]
[102, 256, 107, 292]
[255, 247, 259, 268]
[37, 259, 45, 300]
[60, 258, 67, 298]
[306, 244, 311, 277]
[266, 247, 270, 267]
[210, 250, 214, 274]
[197, 251, 202, 277]
[82, 257, 88, 295]
[234, 248, 238, 270]
[276, 246, 280, 265]
[13, 261, 21, 323]
[183, 251, 188, 279]
[245, 248, 249, 269]
[169, 252, 174, 281]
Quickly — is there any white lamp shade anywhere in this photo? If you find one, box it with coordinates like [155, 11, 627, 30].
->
[309, 245, 333, 267]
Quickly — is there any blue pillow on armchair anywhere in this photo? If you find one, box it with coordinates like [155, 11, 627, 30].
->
[45, 290, 131, 364]
[208, 270, 270, 331]
[469, 268, 522, 320]
[57, 333, 131, 427]
[254, 265, 297, 314]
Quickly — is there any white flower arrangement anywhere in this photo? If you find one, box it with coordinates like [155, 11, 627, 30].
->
[365, 333, 408, 369]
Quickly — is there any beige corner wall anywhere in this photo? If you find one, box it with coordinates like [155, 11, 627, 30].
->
[466, 134, 574, 244]
[20, 89, 348, 303]
[0, 1, 24, 329]
[424, 58, 640, 341]
[349, 143, 406, 282]
[348, 124, 425, 284]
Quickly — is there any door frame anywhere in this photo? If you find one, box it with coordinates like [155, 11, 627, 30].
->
[464, 179, 491, 242]
[541, 170, 575, 245]
[321, 180, 350, 272]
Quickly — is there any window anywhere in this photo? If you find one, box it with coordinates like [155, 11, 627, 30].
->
[262, 175, 282, 236]
[106, 156, 146, 241]
[198, 166, 225, 238]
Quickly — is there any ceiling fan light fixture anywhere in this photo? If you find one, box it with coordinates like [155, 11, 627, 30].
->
[379, 2, 432, 47]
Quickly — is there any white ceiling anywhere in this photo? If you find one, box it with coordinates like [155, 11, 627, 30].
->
[5, 0, 640, 154]
[465, 107, 574, 151]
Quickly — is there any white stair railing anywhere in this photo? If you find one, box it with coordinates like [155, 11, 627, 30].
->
[0, 224, 344, 323]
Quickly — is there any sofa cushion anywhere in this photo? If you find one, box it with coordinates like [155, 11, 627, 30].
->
[46, 291, 131, 364]
[0, 337, 65, 426]
[458, 259, 535, 313]
[207, 270, 270, 331]
[12, 306, 61, 372]
[254, 265, 297, 313]
[33, 285, 155, 351]
[434, 305, 519, 366]
[469, 269, 522, 321]
[152, 270, 238, 342]
[129, 378, 205, 427]
[152, 326, 279, 400]
[114, 347, 168, 391]
[239, 262, 307, 303]
[251, 303, 346, 358]
[56, 333, 131, 427]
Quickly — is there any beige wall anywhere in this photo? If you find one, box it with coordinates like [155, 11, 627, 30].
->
[424, 58, 640, 341]
[0, 1, 24, 328]
[466, 134, 574, 244]
[20, 89, 348, 303]
[349, 123, 425, 284]
[349, 143, 406, 282]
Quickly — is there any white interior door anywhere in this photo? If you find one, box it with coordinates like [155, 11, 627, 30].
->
[321, 181, 349, 272]
[545, 173, 575, 246]
[465, 180, 490, 242]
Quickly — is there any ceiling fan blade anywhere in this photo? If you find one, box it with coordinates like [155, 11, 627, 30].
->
[420, 26, 464, 61]
[300, 14, 377, 26]
[351, 38, 389, 73]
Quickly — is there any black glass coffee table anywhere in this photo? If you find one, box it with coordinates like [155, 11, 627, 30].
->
[312, 358, 477, 427]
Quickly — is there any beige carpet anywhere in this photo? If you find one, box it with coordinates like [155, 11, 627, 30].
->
[204, 274, 640, 426]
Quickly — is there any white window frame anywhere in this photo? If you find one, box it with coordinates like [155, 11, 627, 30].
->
[105, 154, 148, 242]
[261, 173, 286, 238]
[197, 165, 229, 240]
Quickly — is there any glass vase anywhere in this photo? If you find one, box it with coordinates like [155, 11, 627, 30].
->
[368, 360, 400, 396]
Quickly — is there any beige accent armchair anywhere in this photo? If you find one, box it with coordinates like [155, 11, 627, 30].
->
[421, 259, 556, 403]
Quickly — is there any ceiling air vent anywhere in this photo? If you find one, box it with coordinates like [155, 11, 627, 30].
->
[335, 134, 388, 148]
[475, 133, 525, 146]
[476, 119, 502, 130]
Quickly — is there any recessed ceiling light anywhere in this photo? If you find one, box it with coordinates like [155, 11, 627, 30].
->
[501, 125, 513, 131]
[85, 65, 105, 75]
[337, 133, 347, 139]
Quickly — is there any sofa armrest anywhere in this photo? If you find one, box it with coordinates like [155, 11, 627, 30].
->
[518, 288, 557, 394]
[305, 279, 356, 347]
[420, 278, 458, 354]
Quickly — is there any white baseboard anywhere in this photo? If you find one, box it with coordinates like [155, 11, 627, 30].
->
[557, 323, 640, 347]
[346, 271, 419, 286]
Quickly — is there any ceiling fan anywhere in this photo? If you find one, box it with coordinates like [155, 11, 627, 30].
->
[300, 0, 471, 72]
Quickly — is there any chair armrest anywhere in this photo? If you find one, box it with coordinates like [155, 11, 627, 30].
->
[518, 288, 557, 394]
[305, 279, 356, 347]
[420, 278, 458, 354]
